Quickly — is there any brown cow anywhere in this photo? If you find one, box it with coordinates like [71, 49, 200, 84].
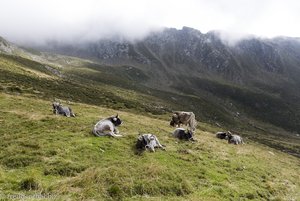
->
[170, 111, 197, 133]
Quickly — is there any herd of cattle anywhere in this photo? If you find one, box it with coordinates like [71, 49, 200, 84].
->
[53, 102, 244, 152]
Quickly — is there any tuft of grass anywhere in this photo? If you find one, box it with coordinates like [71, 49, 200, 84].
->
[44, 160, 87, 177]
[19, 177, 40, 191]
[2, 155, 41, 168]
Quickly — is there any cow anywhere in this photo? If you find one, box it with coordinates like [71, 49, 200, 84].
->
[172, 128, 195, 141]
[170, 111, 197, 133]
[92, 114, 122, 137]
[216, 131, 228, 140]
[227, 131, 244, 145]
[136, 134, 165, 152]
[52, 102, 75, 117]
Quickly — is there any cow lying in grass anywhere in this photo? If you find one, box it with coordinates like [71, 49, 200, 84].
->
[92, 114, 122, 137]
[52, 102, 75, 117]
[136, 134, 165, 152]
[216, 131, 229, 140]
[227, 131, 244, 145]
[172, 128, 196, 141]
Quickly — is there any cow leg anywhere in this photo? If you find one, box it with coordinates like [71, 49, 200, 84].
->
[189, 137, 196, 142]
[114, 127, 120, 134]
[146, 141, 155, 152]
[93, 130, 105, 137]
[65, 109, 71, 117]
[155, 137, 166, 150]
[69, 107, 75, 117]
[109, 132, 123, 137]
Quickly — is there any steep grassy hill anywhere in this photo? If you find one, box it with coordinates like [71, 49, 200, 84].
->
[1, 41, 300, 153]
[0, 49, 300, 200]
[0, 93, 299, 201]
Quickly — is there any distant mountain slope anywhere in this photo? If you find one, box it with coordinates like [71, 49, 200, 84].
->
[0, 36, 24, 55]
[39, 28, 300, 84]
[32, 27, 300, 133]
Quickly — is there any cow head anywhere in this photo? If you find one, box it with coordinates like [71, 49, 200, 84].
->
[111, 114, 122, 126]
[52, 102, 61, 113]
[145, 134, 156, 152]
[186, 129, 194, 140]
[170, 113, 180, 127]
[227, 131, 233, 141]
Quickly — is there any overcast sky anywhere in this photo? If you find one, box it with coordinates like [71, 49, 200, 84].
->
[0, 0, 300, 44]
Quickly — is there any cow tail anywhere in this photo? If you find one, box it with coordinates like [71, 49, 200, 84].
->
[189, 112, 197, 131]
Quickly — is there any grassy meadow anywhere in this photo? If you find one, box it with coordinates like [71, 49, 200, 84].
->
[0, 93, 299, 201]
[0, 51, 300, 200]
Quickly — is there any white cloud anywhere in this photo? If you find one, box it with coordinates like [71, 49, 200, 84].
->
[0, 0, 299, 44]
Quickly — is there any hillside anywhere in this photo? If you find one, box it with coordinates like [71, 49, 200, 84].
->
[36, 27, 300, 133]
[1, 36, 300, 157]
[0, 93, 299, 200]
[0, 36, 299, 200]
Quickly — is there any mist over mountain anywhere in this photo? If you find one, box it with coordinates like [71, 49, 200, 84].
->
[2, 0, 300, 45]
[36, 27, 300, 84]
[19, 26, 299, 133]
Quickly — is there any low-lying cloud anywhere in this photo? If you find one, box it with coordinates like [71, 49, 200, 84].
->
[0, 0, 300, 45]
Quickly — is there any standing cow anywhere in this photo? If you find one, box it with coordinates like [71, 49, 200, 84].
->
[170, 111, 197, 133]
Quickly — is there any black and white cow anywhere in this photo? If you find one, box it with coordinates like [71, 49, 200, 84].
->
[92, 114, 122, 137]
[216, 131, 228, 140]
[172, 128, 195, 141]
[136, 134, 165, 152]
[52, 102, 75, 117]
[227, 131, 244, 145]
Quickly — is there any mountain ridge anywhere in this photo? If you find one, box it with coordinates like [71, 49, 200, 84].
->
[24, 27, 300, 133]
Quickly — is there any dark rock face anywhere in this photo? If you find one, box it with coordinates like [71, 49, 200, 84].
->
[40, 28, 300, 85]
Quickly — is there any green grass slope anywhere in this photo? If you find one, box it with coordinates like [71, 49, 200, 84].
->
[1, 51, 300, 156]
[0, 49, 300, 200]
[0, 93, 299, 201]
